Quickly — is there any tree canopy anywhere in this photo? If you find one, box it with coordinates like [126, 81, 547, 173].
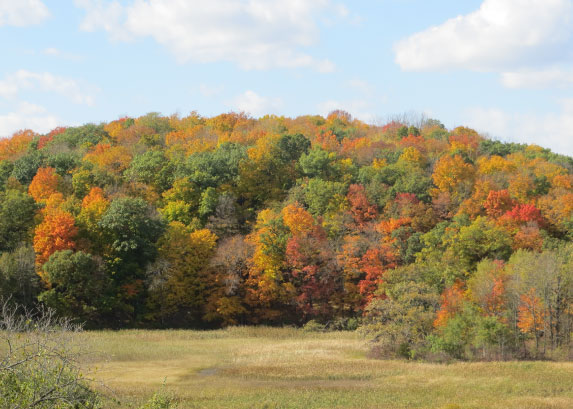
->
[0, 111, 571, 359]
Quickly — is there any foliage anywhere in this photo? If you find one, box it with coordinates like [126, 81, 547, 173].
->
[99, 197, 164, 265]
[0, 112, 570, 355]
[0, 244, 40, 307]
[146, 223, 217, 326]
[33, 208, 78, 268]
[125, 150, 174, 192]
[139, 389, 178, 409]
[11, 151, 44, 184]
[362, 265, 439, 359]
[39, 250, 113, 325]
[0, 189, 37, 252]
[53, 124, 107, 149]
[0, 302, 101, 408]
[28, 167, 61, 202]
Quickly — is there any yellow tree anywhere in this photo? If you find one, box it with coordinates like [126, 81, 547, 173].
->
[77, 187, 110, 250]
[84, 143, 132, 175]
[245, 209, 294, 322]
[282, 203, 314, 237]
[432, 154, 475, 197]
[148, 222, 217, 325]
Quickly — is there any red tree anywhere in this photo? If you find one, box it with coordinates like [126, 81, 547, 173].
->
[347, 184, 378, 228]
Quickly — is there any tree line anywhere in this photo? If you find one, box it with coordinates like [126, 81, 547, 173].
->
[0, 111, 571, 359]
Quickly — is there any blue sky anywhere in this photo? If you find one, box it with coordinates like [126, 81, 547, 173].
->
[1, 0, 572, 154]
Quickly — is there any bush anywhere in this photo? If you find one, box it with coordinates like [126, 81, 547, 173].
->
[328, 317, 360, 331]
[0, 301, 101, 408]
[361, 266, 440, 360]
[302, 320, 326, 332]
[139, 387, 178, 409]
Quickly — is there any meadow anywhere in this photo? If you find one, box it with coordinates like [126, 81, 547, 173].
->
[82, 327, 573, 409]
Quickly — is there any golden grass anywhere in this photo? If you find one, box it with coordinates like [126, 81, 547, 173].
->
[79, 328, 573, 409]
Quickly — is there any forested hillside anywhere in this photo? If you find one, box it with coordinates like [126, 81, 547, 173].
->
[0, 111, 572, 359]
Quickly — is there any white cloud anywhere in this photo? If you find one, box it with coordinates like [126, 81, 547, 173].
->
[75, 0, 128, 40]
[75, 0, 340, 71]
[199, 84, 224, 98]
[42, 47, 83, 61]
[501, 67, 573, 89]
[347, 79, 372, 94]
[231, 90, 282, 117]
[464, 99, 573, 155]
[0, 102, 59, 137]
[0, 70, 95, 105]
[395, 0, 573, 75]
[0, 0, 50, 27]
[43, 47, 61, 56]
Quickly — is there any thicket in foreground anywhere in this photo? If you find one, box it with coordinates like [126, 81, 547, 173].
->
[0, 301, 100, 408]
[0, 301, 180, 408]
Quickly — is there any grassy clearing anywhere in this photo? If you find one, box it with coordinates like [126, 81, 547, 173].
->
[81, 327, 573, 409]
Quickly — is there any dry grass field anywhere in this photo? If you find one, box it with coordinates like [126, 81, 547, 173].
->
[81, 327, 573, 409]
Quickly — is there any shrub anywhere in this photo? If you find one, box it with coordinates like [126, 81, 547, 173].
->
[139, 387, 178, 409]
[302, 320, 326, 332]
[328, 317, 360, 331]
[0, 301, 101, 408]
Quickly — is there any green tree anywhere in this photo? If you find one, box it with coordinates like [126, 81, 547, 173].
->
[506, 246, 573, 350]
[45, 151, 81, 176]
[180, 142, 246, 189]
[54, 123, 107, 149]
[39, 250, 113, 326]
[408, 126, 420, 136]
[430, 304, 514, 360]
[98, 197, 165, 322]
[451, 216, 512, 270]
[303, 178, 347, 217]
[0, 244, 40, 307]
[299, 147, 339, 180]
[125, 150, 174, 192]
[136, 112, 173, 135]
[0, 189, 37, 252]
[11, 151, 44, 184]
[198, 187, 219, 220]
[362, 265, 439, 359]
[276, 133, 311, 163]
[0, 160, 14, 190]
[99, 197, 165, 266]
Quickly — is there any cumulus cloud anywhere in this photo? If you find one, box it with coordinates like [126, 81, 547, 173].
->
[0, 70, 95, 106]
[347, 79, 372, 94]
[501, 67, 573, 89]
[42, 47, 83, 61]
[0, 102, 59, 137]
[395, 0, 573, 88]
[75, 0, 340, 71]
[464, 99, 573, 155]
[230, 90, 283, 117]
[0, 0, 50, 27]
[43, 47, 61, 56]
[199, 84, 225, 98]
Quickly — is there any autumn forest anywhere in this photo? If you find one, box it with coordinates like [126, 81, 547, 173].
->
[0, 111, 572, 360]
